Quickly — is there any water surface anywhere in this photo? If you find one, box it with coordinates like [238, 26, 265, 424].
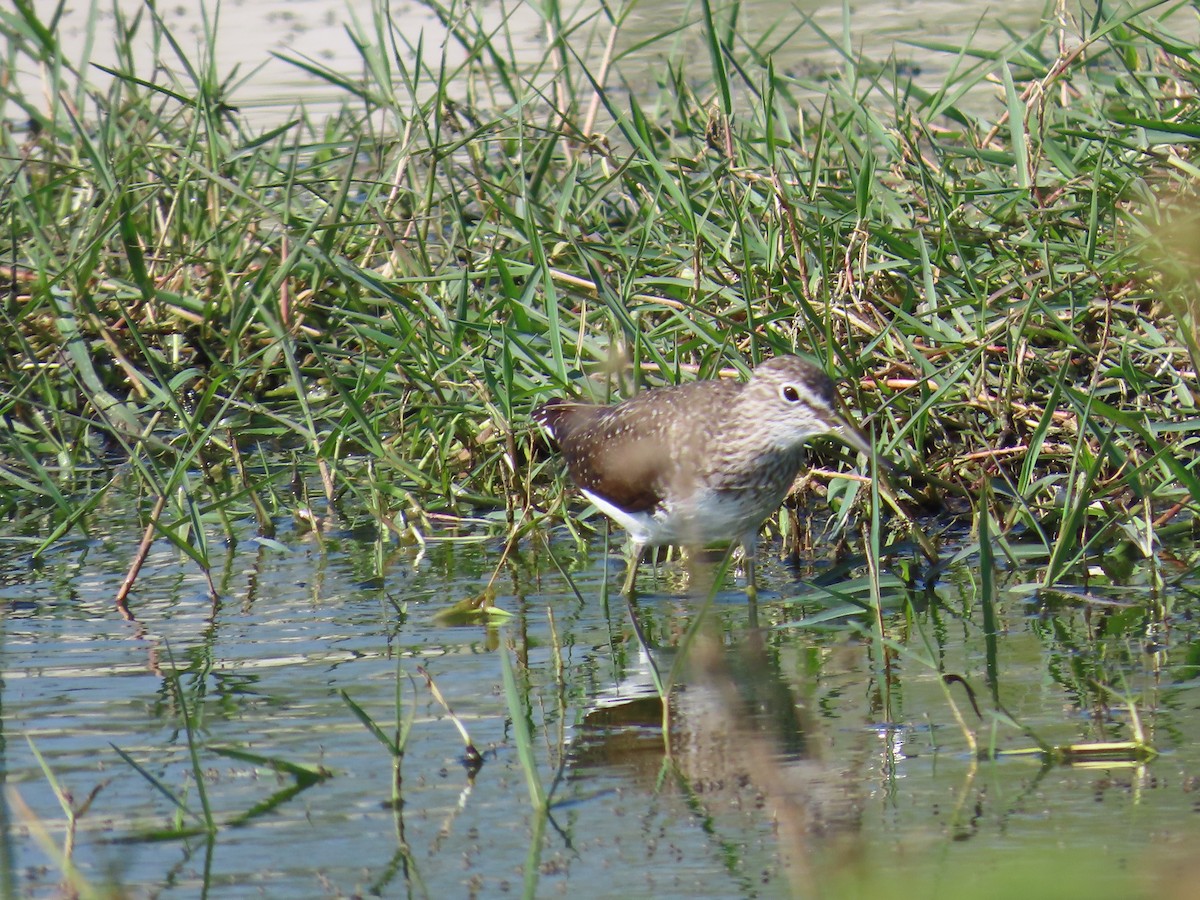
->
[2, 505, 1197, 897]
[18, 0, 1054, 126]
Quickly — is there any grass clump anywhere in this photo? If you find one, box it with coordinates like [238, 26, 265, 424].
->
[0, 0, 1197, 584]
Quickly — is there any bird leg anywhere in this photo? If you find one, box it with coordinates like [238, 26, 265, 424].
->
[621, 539, 646, 597]
[743, 536, 760, 629]
[741, 535, 760, 598]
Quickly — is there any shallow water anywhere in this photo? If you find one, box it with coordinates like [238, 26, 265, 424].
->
[3, 505, 1198, 898]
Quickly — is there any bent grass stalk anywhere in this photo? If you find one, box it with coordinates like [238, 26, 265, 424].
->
[501, 636, 547, 811]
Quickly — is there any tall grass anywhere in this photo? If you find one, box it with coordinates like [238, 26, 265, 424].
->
[0, 0, 1197, 594]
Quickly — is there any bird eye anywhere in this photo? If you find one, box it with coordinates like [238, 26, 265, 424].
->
[781, 385, 801, 403]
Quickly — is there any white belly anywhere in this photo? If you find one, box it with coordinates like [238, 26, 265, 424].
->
[582, 486, 780, 548]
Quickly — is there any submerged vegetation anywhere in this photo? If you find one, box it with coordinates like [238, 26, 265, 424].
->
[1, 0, 1197, 579]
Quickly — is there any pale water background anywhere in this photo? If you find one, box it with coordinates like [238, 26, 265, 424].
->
[20, 0, 1054, 125]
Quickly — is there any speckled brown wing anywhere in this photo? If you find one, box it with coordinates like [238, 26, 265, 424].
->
[534, 398, 670, 514]
[534, 377, 747, 515]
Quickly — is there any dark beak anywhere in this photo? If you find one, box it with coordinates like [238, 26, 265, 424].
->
[831, 416, 896, 475]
